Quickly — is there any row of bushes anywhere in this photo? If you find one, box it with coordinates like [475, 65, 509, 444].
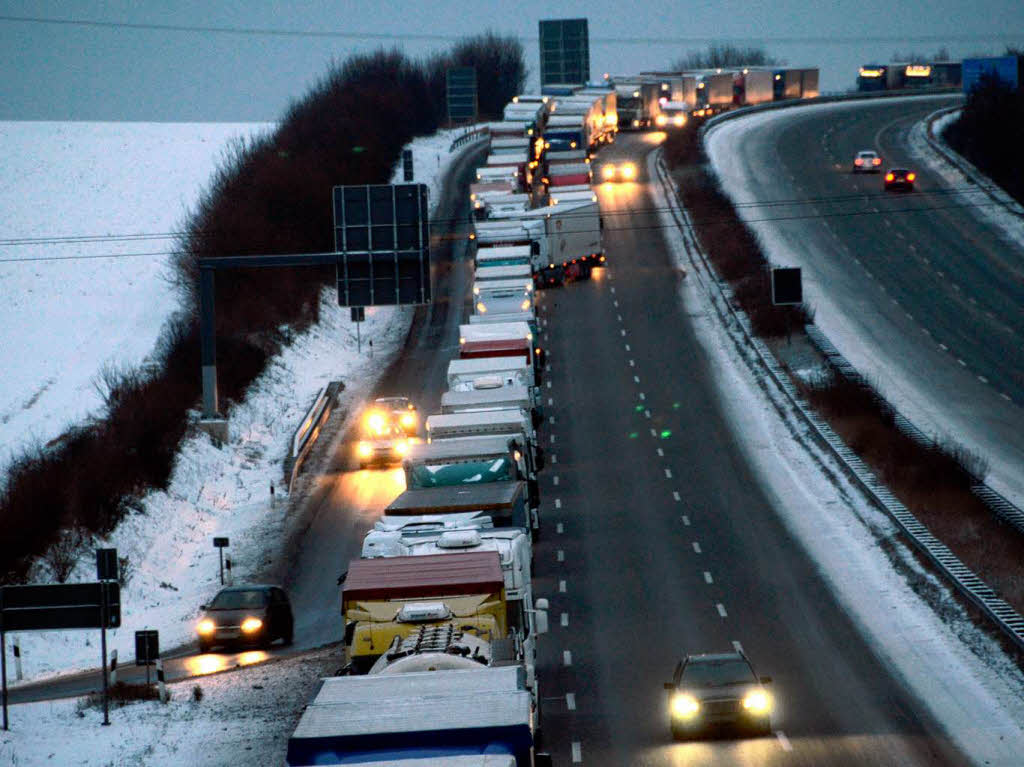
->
[0, 36, 527, 582]
[663, 121, 812, 338]
[944, 56, 1024, 206]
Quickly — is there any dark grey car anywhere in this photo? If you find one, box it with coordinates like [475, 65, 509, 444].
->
[664, 651, 773, 740]
[196, 585, 294, 653]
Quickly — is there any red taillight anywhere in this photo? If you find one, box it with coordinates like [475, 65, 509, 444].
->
[907, 172, 916, 181]
[885, 172, 895, 182]
[854, 158, 863, 166]
[873, 158, 882, 165]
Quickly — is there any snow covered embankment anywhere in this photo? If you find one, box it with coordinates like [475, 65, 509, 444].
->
[4, 127, 471, 685]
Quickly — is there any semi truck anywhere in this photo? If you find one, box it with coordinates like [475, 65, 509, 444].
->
[654, 100, 689, 129]
[460, 321, 538, 370]
[441, 385, 537, 425]
[338, 551, 507, 674]
[694, 71, 735, 113]
[545, 161, 592, 189]
[384, 478, 534, 534]
[361, 525, 548, 703]
[285, 667, 550, 766]
[772, 68, 802, 100]
[733, 69, 774, 105]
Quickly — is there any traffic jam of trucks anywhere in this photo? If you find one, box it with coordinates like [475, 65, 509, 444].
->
[283, 69, 820, 765]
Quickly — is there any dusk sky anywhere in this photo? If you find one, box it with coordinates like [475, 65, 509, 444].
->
[1, 1, 1022, 121]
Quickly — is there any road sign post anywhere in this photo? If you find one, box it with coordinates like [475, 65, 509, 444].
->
[213, 537, 229, 585]
[135, 630, 159, 686]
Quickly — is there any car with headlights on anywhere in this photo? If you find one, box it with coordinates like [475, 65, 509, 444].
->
[600, 161, 637, 183]
[852, 150, 882, 173]
[884, 167, 916, 191]
[374, 396, 420, 437]
[355, 399, 417, 468]
[196, 585, 293, 653]
[664, 651, 773, 740]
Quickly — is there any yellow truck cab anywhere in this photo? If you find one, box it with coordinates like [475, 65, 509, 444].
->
[340, 551, 507, 673]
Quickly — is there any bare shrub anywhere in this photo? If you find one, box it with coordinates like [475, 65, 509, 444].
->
[673, 44, 781, 71]
[44, 526, 87, 583]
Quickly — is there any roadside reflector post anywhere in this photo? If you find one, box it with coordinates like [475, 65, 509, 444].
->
[12, 637, 21, 681]
[2, 630, 8, 731]
[225, 557, 233, 586]
[109, 649, 117, 687]
[155, 658, 168, 703]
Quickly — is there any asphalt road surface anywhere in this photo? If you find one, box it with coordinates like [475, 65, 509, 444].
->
[531, 131, 968, 765]
[705, 95, 1024, 502]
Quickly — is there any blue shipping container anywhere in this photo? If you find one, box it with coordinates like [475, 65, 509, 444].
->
[962, 56, 1019, 93]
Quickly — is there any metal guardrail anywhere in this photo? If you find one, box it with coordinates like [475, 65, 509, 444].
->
[922, 106, 1024, 220]
[285, 381, 343, 493]
[698, 86, 962, 146]
[654, 152, 1024, 654]
[449, 125, 490, 153]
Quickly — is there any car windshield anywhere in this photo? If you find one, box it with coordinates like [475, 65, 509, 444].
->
[682, 658, 755, 687]
[409, 457, 513, 487]
[209, 589, 268, 610]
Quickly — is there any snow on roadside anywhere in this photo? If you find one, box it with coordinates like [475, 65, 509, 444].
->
[5, 127, 473, 686]
[0, 121, 273, 475]
[0, 645, 338, 766]
[649, 151, 1024, 766]
[906, 109, 1024, 253]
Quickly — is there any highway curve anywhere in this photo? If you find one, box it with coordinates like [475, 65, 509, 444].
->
[531, 132, 969, 765]
[705, 95, 1024, 503]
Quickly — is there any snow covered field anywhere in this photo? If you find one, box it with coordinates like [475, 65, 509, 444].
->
[3, 127, 474, 684]
[0, 121, 273, 474]
[649, 151, 1024, 765]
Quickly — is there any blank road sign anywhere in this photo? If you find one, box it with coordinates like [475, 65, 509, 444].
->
[0, 582, 120, 631]
[447, 67, 478, 124]
[334, 184, 432, 307]
[772, 267, 803, 305]
[539, 18, 590, 87]
[135, 630, 159, 666]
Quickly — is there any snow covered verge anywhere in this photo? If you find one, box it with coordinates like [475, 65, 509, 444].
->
[4, 127, 474, 686]
[0, 644, 338, 766]
[649, 150, 1024, 765]
[0, 121, 273, 475]
[907, 109, 1024, 251]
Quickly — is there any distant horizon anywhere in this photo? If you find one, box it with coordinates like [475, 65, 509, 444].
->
[0, 2, 1020, 121]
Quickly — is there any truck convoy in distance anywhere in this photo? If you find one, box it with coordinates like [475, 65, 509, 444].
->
[288, 70, 821, 761]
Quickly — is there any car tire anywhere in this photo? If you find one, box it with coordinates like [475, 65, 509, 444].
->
[198, 640, 213, 654]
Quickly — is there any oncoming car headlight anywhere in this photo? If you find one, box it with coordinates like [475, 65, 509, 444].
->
[356, 442, 373, 458]
[620, 162, 637, 180]
[601, 164, 616, 181]
[400, 412, 416, 429]
[670, 693, 700, 718]
[197, 619, 215, 636]
[742, 689, 771, 714]
[656, 114, 668, 127]
[393, 440, 410, 457]
[241, 617, 264, 634]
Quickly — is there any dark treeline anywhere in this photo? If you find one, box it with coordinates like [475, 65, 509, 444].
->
[1, 34, 526, 583]
[673, 44, 781, 71]
[944, 51, 1024, 206]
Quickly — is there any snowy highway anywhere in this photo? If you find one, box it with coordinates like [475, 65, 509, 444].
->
[705, 95, 1024, 507]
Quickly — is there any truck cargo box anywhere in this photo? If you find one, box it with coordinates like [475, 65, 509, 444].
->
[386, 481, 526, 517]
[475, 264, 533, 283]
[342, 551, 503, 603]
[475, 245, 531, 268]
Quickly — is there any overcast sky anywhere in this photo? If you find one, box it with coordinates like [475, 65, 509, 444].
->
[1, 1, 1021, 121]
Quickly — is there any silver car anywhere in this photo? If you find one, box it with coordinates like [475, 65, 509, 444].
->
[664, 651, 773, 739]
[853, 150, 882, 173]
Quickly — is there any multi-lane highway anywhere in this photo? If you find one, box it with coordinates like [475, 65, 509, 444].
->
[11, 104, 1021, 767]
[705, 95, 1024, 503]
[531, 132, 969, 766]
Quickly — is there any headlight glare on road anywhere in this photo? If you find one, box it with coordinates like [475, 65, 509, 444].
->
[197, 619, 216, 636]
[742, 689, 771, 713]
[671, 693, 700, 718]
[241, 617, 263, 634]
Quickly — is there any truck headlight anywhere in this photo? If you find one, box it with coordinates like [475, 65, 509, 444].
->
[356, 442, 373, 458]
[671, 693, 700, 718]
[240, 617, 264, 634]
[393, 440, 410, 456]
[742, 690, 771, 714]
[400, 412, 416, 429]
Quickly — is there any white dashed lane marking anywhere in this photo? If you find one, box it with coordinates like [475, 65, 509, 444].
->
[561, 612, 569, 628]
[692, 542, 702, 553]
[672, 491, 681, 502]
[557, 522, 564, 534]
[716, 603, 728, 618]
[732, 640, 744, 653]
[563, 650, 573, 667]
[704, 571, 713, 584]
[555, 498, 562, 509]
[566, 692, 576, 710]
[664, 468, 672, 478]
[553, 475, 560, 486]
[572, 741, 582, 762]
[682, 515, 690, 526]
[557, 549, 565, 562]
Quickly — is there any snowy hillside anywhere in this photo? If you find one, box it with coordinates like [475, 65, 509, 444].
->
[0, 121, 273, 473]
